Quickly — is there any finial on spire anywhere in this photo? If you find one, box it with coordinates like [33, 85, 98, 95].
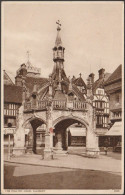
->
[56, 20, 61, 31]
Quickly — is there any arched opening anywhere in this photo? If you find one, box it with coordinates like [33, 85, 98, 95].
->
[53, 116, 88, 154]
[24, 118, 46, 154]
[58, 46, 62, 50]
[53, 47, 57, 51]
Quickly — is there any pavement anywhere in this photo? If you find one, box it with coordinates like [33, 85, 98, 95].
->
[4, 162, 122, 190]
[4, 151, 122, 176]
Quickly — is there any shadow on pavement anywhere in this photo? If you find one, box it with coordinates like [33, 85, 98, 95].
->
[4, 164, 121, 190]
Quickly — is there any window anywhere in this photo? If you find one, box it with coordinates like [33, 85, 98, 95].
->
[95, 100, 105, 109]
[96, 115, 108, 128]
[98, 89, 104, 95]
[4, 103, 18, 116]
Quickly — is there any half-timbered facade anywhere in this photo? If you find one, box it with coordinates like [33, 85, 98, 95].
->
[4, 71, 22, 145]
[104, 64, 122, 152]
[89, 69, 111, 147]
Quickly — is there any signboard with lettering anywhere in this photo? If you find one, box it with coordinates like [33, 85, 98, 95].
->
[4, 128, 15, 134]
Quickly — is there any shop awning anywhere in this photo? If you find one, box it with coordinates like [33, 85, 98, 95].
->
[69, 128, 86, 136]
[105, 121, 122, 136]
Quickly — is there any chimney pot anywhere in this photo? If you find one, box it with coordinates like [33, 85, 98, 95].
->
[98, 68, 105, 79]
[89, 73, 95, 84]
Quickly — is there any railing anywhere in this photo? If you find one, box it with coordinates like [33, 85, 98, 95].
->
[24, 100, 87, 111]
[110, 111, 122, 121]
[53, 100, 67, 110]
[110, 115, 122, 121]
[38, 101, 48, 110]
[73, 101, 87, 110]
[24, 101, 48, 111]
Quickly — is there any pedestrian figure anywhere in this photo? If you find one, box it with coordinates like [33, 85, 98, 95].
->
[104, 138, 109, 155]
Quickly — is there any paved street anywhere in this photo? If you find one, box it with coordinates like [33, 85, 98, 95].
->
[3, 152, 122, 190]
[4, 162, 121, 189]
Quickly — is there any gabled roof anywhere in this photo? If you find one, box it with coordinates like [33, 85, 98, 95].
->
[4, 85, 23, 103]
[25, 76, 49, 93]
[92, 72, 111, 93]
[4, 70, 14, 85]
[73, 77, 86, 89]
[72, 84, 86, 101]
[104, 64, 122, 86]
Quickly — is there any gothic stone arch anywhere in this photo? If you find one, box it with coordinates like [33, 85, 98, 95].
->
[12, 102, 99, 158]
[23, 116, 47, 154]
[53, 115, 89, 129]
[52, 114, 99, 158]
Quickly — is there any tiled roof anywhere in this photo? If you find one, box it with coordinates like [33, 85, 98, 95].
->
[72, 84, 86, 101]
[25, 76, 49, 93]
[73, 77, 86, 89]
[4, 85, 23, 103]
[104, 64, 122, 85]
[4, 70, 14, 85]
[92, 72, 111, 93]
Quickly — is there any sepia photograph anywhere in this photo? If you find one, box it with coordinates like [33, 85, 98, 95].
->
[1, 1, 124, 194]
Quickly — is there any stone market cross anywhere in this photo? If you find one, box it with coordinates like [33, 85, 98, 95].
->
[13, 22, 100, 159]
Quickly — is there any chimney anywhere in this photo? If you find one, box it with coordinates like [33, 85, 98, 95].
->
[98, 68, 105, 79]
[89, 73, 95, 84]
[86, 76, 92, 97]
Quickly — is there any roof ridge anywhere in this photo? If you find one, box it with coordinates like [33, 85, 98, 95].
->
[104, 64, 122, 85]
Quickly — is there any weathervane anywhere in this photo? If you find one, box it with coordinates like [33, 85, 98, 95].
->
[56, 20, 61, 31]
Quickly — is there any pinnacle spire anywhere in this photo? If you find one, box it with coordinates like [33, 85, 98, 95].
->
[55, 20, 62, 46]
[26, 50, 33, 67]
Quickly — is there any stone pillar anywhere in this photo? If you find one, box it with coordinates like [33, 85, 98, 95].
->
[86, 102, 100, 158]
[54, 130, 68, 156]
[50, 131, 53, 149]
[27, 127, 33, 154]
[86, 128, 99, 158]
[43, 103, 53, 160]
[66, 130, 69, 150]
[13, 105, 26, 156]
[33, 127, 36, 154]
[55, 131, 63, 150]
[44, 132, 53, 160]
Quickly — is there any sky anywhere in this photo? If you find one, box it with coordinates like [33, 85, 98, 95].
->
[2, 1, 124, 82]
